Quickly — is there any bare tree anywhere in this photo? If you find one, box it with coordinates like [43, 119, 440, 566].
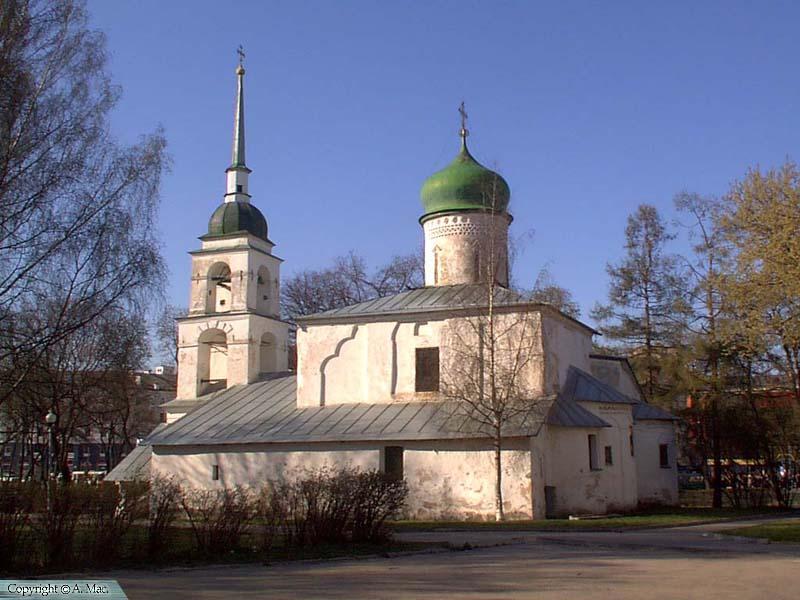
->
[0, 0, 167, 405]
[4, 302, 154, 477]
[154, 305, 187, 367]
[281, 252, 423, 321]
[529, 268, 581, 318]
[440, 295, 545, 521]
[440, 170, 545, 521]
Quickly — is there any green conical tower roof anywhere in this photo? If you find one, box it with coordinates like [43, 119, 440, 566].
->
[420, 135, 510, 221]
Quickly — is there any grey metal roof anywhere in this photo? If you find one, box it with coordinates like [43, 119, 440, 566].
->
[105, 444, 151, 481]
[148, 367, 630, 448]
[148, 374, 559, 447]
[547, 396, 611, 428]
[296, 284, 597, 333]
[632, 402, 679, 421]
[561, 366, 639, 405]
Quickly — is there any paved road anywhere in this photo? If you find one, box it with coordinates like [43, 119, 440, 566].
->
[108, 520, 800, 600]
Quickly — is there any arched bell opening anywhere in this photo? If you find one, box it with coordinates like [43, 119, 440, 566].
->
[259, 331, 278, 374]
[197, 328, 228, 395]
[206, 262, 232, 313]
[256, 265, 271, 314]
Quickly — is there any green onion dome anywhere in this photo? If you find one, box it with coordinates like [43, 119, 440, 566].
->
[420, 139, 510, 220]
[206, 200, 268, 241]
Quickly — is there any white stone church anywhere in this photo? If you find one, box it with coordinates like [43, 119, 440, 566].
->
[109, 62, 678, 519]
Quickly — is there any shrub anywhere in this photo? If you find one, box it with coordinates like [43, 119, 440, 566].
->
[38, 482, 90, 569]
[84, 481, 148, 565]
[351, 471, 408, 542]
[257, 484, 287, 552]
[0, 481, 38, 571]
[181, 486, 256, 555]
[262, 467, 409, 548]
[147, 475, 183, 558]
[302, 466, 356, 544]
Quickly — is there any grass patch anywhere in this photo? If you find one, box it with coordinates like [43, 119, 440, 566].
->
[391, 508, 787, 532]
[723, 520, 800, 543]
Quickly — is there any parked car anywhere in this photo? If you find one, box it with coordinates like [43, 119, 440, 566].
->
[678, 465, 706, 490]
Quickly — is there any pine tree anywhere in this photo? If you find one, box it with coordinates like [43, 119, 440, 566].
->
[591, 204, 687, 405]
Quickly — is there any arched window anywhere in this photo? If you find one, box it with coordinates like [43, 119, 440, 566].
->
[197, 328, 228, 395]
[256, 265, 271, 313]
[206, 262, 232, 313]
[259, 332, 277, 374]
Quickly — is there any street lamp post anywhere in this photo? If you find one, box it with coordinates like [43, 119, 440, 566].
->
[45, 410, 57, 514]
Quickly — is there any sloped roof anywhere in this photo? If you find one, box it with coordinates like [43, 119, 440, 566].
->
[547, 396, 611, 428]
[104, 444, 151, 481]
[632, 402, 679, 421]
[296, 284, 597, 333]
[561, 366, 640, 405]
[148, 374, 550, 447]
[148, 366, 631, 449]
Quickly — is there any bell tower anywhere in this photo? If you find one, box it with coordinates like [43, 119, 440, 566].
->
[176, 53, 289, 400]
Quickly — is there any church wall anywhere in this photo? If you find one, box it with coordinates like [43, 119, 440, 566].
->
[543, 407, 638, 516]
[402, 438, 533, 520]
[297, 311, 547, 408]
[151, 437, 535, 520]
[541, 314, 593, 395]
[152, 443, 380, 488]
[634, 420, 679, 506]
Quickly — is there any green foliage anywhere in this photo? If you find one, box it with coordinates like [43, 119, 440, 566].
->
[717, 161, 800, 402]
[592, 204, 688, 404]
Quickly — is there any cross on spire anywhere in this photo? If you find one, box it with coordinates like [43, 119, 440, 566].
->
[237, 45, 245, 67]
[458, 101, 469, 142]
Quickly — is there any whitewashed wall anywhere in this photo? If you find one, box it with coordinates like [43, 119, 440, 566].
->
[296, 312, 546, 408]
[541, 314, 593, 395]
[151, 438, 535, 520]
[634, 421, 679, 506]
[542, 404, 638, 516]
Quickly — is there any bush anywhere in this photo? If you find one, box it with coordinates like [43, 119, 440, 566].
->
[0, 481, 38, 571]
[351, 471, 408, 542]
[257, 484, 287, 552]
[263, 467, 409, 548]
[147, 475, 183, 558]
[37, 482, 90, 569]
[84, 481, 148, 565]
[181, 486, 256, 555]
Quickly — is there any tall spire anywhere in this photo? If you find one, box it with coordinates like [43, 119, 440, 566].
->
[225, 46, 251, 203]
[231, 46, 246, 168]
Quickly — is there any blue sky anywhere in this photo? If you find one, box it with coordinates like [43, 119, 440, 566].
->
[87, 0, 800, 323]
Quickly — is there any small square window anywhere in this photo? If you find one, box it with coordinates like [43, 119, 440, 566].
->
[604, 445, 613, 466]
[415, 348, 439, 392]
[212, 464, 220, 481]
[236, 184, 243, 192]
[659, 444, 670, 468]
